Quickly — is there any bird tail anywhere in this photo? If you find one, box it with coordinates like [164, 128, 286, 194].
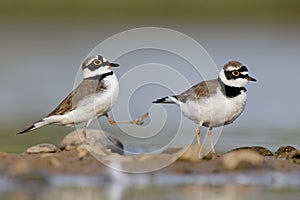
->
[17, 120, 51, 134]
[152, 95, 178, 104]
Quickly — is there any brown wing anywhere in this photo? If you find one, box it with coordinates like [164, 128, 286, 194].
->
[47, 80, 106, 116]
[177, 79, 220, 103]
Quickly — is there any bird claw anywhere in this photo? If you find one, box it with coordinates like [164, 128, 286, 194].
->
[133, 121, 144, 125]
[131, 112, 149, 125]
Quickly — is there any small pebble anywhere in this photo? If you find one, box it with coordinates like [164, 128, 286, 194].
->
[25, 143, 58, 154]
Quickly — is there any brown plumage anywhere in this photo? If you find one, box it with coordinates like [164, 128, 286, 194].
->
[176, 79, 220, 103]
[48, 79, 106, 116]
[223, 61, 243, 70]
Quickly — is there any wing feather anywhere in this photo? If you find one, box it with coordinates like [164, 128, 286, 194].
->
[47, 80, 106, 116]
[176, 79, 220, 102]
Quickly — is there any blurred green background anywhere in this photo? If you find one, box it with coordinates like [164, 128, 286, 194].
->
[1, 0, 300, 153]
[1, 0, 299, 22]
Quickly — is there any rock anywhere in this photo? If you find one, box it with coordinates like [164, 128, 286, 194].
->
[228, 146, 273, 156]
[220, 149, 264, 171]
[290, 150, 300, 159]
[77, 145, 90, 159]
[289, 150, 300, 165]
[275, 145, 300, 164]
[25, 143, 59, 154]
[201, 152, 221, 160]
[177, 144, 217, 162]
[60, 129, 124, 155]
[275, 145, 297, 158]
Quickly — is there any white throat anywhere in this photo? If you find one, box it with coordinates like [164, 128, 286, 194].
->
[218, 69, 248, 87]
[83, 66, 111, 79]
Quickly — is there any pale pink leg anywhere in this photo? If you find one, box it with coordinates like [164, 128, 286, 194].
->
[208, 127, 215, 153]
[196, 125, 201, 146]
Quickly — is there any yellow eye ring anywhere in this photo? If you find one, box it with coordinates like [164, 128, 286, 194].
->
[232, 71, 240, 76]
[93, 59, 102, 65]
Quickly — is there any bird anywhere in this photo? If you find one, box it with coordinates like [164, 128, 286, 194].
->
[18, 55, 148, 135]
[153, 61, 256, 153]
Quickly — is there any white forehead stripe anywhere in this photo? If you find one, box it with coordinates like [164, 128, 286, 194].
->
[241, 71, 248, 75]
[226, 66, 239, 71]
[102, 57, 108, 62]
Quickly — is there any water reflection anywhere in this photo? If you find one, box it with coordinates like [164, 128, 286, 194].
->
[2, 184, 299, 200]
[2, 171, 300, 200]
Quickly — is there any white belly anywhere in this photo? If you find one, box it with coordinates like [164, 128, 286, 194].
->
[179, 89, 247, 127]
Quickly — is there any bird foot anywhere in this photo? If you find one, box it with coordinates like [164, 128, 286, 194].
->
[131, 112, 149, 125]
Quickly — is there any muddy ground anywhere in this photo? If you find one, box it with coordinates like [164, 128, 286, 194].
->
[1, 144, 300, 180]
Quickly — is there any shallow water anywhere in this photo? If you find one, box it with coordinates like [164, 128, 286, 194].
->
[1, 172, 300, 200]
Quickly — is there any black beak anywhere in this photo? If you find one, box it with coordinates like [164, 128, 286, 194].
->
[109, 63, 119, 67]
[247, 75, 256, 81]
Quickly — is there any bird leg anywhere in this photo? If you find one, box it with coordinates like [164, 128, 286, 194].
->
[82, 119, 93, 140]
[105, 112, 149, 125]
[208, 127, 216, 153]
[196, 125, 201, 146]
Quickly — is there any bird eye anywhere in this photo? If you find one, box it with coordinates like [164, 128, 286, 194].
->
[93, 59, 102, 65]
[232, 71, 240, 76]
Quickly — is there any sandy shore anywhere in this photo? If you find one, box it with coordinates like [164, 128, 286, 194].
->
[1, 144, 300, 178]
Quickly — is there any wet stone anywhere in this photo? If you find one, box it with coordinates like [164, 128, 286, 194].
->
[201, 152, 221, 160]
[228, 146, 274, 156]
[289, 150, 300, 164]
[275, 145, 300, 164]
[275, 145, 297, 158]
[25, 143, 59, 154]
